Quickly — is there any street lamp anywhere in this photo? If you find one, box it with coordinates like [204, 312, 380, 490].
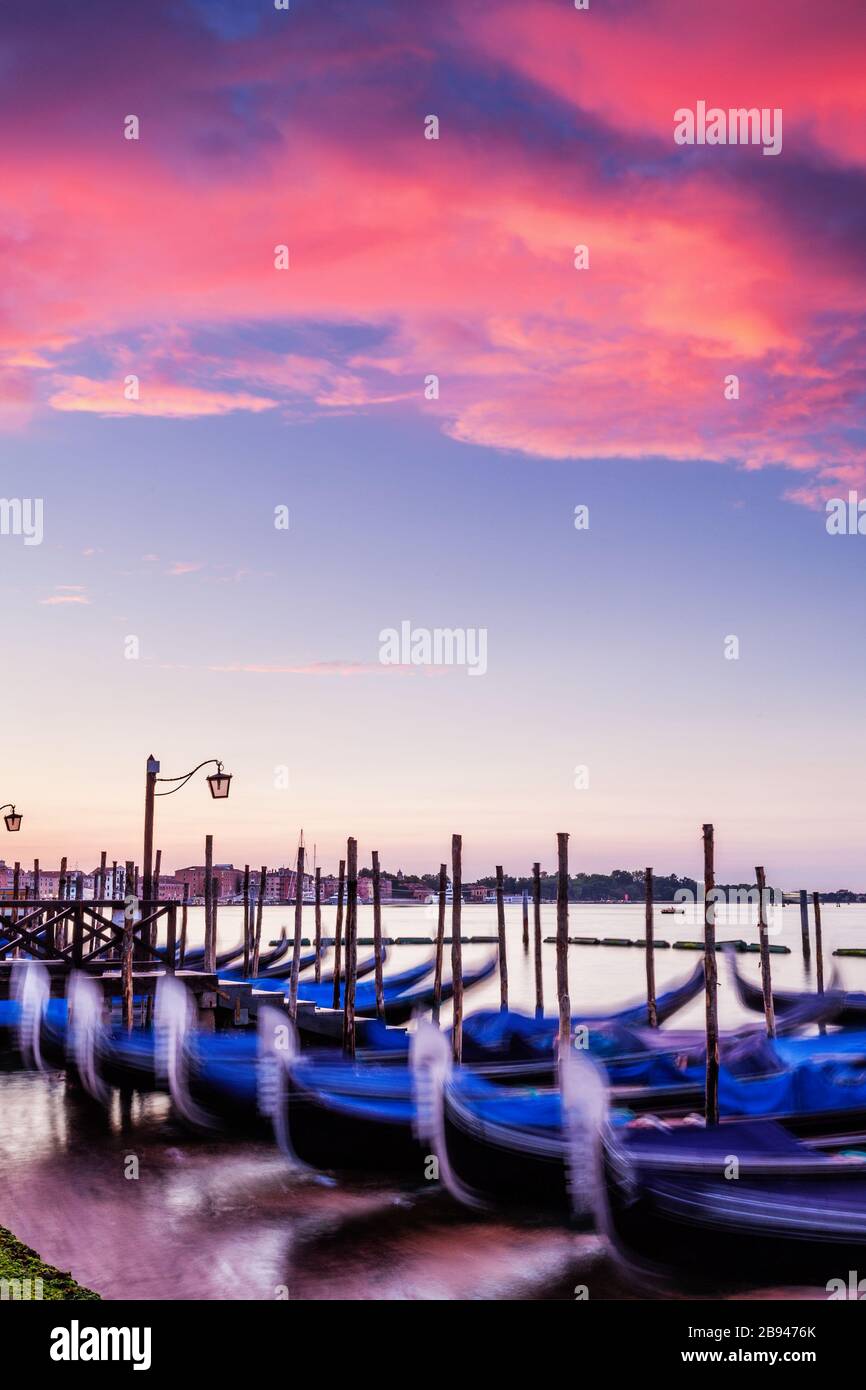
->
[142, 754, 232, 902]
[206, 764, 232, 799]
[0, 804, 22, 833]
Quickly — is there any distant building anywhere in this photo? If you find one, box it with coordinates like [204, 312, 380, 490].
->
[355, 876, 392, 902]
[174, 864, 243, 899]
[465, 883, 494, 903]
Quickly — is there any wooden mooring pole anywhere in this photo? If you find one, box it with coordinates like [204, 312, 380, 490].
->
[451, 834, 463, 1063]
[203, 835, 214, 973]
[812, 892, 825, 996]
[123, 859, 135, 1032]
[645, 867, 658, 1027]
[556, 834, 570, 1049]
[11, 862, 19, 926]
[288, 841, 305, 1021]
[522, 887, 529, 951]
[151, 849, 162, 953]
[533, 861, 543, 1019]
[495, 864, 508, 1012]
[314, 867, 322, 983]
[702, 824, 720, 1125]
[331, 858, 345, 1010]
[252, 866, 265, 976]
[211, 875, 219, 973]
[242, 864, 251, 978]
[342, 838, 358, 1058]
[372, 850, 385, 1022]
[755, 865, 776, 1039]
[179, 881, 189, 968]
[799, 888, 812, 963]
[58, 856, 68, 950]
[432, 862, 447, 1026]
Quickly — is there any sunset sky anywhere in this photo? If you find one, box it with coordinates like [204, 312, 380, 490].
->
[1, 0, 865, 886]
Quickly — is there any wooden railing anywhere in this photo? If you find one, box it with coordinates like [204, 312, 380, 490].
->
[0, 900, 178, 970]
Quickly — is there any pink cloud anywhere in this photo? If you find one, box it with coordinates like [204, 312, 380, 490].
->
[47, 375, 277, 418]
[166, 562, 204, 577]
[0, 0, 863, 496]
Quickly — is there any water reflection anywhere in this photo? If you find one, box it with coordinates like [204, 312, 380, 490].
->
[2, 901, 857, 1299]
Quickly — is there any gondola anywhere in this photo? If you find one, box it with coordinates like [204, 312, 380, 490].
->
[725, 946, 866, 1026]
[290, 955, 441, 1045]
[589, 1102, 866, 1282]
[458, 960, 706, 1063]
[291, 952, 496, 1044]
[160, 960, 440, 1128]
[225, 948, 383, 989]
[412, 1025, 866, 1216]
[218, 948, 318, 986]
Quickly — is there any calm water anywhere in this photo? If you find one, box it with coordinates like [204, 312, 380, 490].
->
[1, 902, 859, 1300]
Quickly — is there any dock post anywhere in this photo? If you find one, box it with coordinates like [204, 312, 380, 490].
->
[210, 875, 219, 975]
[533, 861, 543, 1019]
[342, 838, 358, 1057]
[33, 859, 41, 945]
[179, 881, 189, 968]
[432, 862, 447, 1025]
[151, 849, 162, 955]
[495, 864, 508, 1012]
[11, 862, 19, 928]
[203, 835, 214, 973]
[242, 864, 250, 978]
[123, 859, 135, 1031]
[72, 901, 84, 968]
[58, 856, 68, 951]
[522, 887, 529, 951]
[372, 850, 385, 1022]
[755, 865, 776, 1038]
[331, 859, 345, 1010]
[98, 850, 107, 904]
[645, 867, 657, 1027]
[166, 903, 177, 975]
[314, 867, 322, 983]
[288, 841, 305, 1020]
[556, 834, 570, 1049]
[451, 834, 464, 1063]
[702, 824, 720, 1125]
[812, 892, 825, 996]
[252, 866, 266, 976]
[799, 888, 812, 963]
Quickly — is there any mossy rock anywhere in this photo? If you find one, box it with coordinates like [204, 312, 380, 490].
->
[0, 1226, 100, 1301]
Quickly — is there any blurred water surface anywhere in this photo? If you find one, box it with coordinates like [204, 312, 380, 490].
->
[2, 902, 856, 1299]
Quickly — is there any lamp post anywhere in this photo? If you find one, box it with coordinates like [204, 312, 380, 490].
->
[0, 804, 22, 833]
[141, 755, 232, 903]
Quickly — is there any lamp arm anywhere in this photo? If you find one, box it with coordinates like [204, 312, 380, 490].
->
[154, 759, 223, 798]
